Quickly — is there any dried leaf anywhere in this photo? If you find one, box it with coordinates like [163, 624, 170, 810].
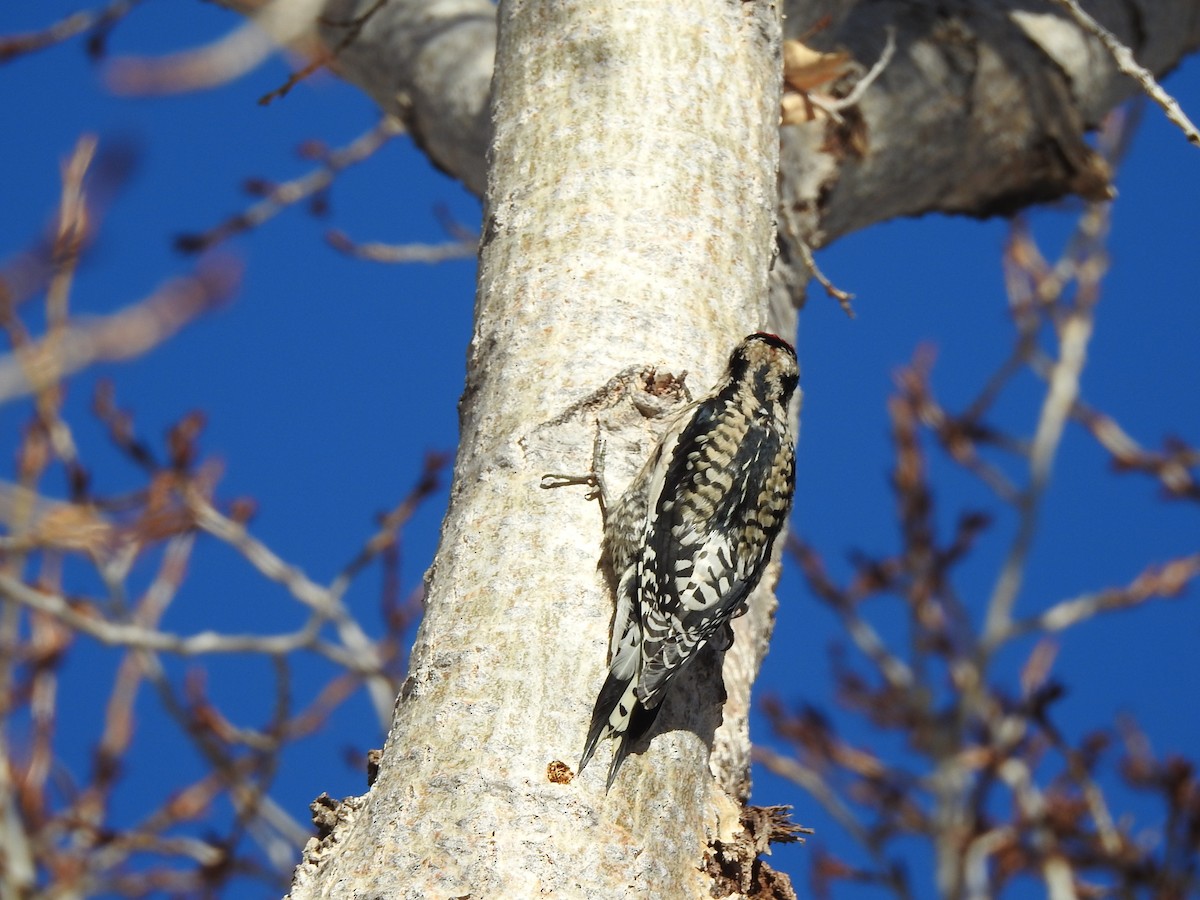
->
[783, 40, 852, 92]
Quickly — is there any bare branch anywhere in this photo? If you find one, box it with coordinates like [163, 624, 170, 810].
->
[0, 569, 329, 658]
[0, 260, 240, 404]
[185, 491, 395, 723]
[1001, 553, 1200, 642]
[105, 0, 324, 94]
[325, 229, 478, 265]
[982, 202, 1109, 644]
[0, 1, 142, 63]
[176, 118, 406, 253]
[1048, 0, 1200, 147]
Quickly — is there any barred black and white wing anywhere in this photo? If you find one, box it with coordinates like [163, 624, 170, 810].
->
[637, 392, 795, 707]
[577, 333, 799, 789]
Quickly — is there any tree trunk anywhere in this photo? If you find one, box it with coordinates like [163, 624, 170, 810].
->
[289, 1, 788, 896]
[265, 0, 1200, 895]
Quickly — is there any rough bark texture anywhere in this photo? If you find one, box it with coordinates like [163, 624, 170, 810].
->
[775, 0, 1200, 259]
[288, 1, 788, 897]
[263, 0, 1200, 317]
[294, 1, 1200, 245]
[771, 0, 1200, 307]
[259, 0, 1200, 896]
[317, 0, 495, 195]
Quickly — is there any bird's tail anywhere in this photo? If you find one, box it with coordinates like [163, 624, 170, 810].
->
[578, 669, 662, 790]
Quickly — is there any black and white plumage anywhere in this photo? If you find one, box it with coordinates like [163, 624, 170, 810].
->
[578, 333, 799, 788]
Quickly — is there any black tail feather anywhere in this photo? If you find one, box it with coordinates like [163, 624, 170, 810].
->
[577, 667, 664, 790]
[604, 701, 661, 790]
[578, 669, 631, 775]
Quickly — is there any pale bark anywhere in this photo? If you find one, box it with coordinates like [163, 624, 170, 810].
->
[289, 1, 787, 898]
[257, 0, 1200, 314]
[267, 0, 1200, 897]
[776, 0, 1200, 249]
[287, 0, 1200, 247]
[317, 0, 495, 195]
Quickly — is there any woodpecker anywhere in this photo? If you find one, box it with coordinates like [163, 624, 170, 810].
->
[573, 333, 799, 788]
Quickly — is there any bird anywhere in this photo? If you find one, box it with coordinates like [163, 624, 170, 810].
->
[570, 333, 799, 789]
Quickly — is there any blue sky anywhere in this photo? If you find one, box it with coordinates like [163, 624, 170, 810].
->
[3, 3, 1199, 896]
